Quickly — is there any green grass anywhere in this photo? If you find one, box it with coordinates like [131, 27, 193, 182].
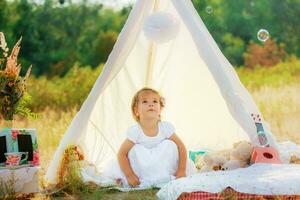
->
[66, 188, 159, 200]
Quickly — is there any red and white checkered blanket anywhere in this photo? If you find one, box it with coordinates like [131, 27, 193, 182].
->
[178, 187, 300, 200]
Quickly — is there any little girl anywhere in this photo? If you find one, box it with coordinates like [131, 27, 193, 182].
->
[106, 87, 196, 187]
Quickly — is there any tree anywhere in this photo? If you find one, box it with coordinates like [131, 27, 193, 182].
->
[270, 0, 300, 56]
[0, 0, 9, 32]
[221, 33, 245, 66]
[90, 30, 118, 66]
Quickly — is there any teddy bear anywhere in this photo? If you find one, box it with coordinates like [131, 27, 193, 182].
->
[229, 141, 254, 168]
[198, 153, 228, 172]
[221, 160, 241, 171]
[195, 141, 254, 172]
[290, 155, 300, 164]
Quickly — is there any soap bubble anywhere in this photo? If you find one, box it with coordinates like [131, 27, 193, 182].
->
[205, 6, 213, 14]
[257, 29, 270, 42]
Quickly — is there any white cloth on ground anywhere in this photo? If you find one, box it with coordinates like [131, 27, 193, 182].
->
[277, 141, 300, 163]
[157, 163, 300, 200]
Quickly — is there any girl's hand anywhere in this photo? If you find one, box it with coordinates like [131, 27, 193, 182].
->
[126, 173, 140, 187]
[175, 170, 186, 179]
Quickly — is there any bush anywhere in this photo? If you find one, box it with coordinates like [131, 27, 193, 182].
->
[243, 39, 286, 68]
[28, 64, 103, 111]
[237, 57, 300, 90]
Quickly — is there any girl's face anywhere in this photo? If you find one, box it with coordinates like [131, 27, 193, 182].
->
[134, 91, 162, 121]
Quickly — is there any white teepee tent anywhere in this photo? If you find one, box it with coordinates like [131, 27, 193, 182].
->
[46, 0, 277, 184]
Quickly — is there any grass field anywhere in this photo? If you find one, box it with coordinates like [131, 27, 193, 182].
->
[1, 61, 300, 199]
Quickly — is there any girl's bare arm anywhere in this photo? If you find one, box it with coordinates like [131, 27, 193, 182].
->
[169, 134, 187, 178]
[117, 139, 140, 186]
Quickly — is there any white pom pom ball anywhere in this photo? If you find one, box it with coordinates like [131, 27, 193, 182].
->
[143, 11, 180, 44]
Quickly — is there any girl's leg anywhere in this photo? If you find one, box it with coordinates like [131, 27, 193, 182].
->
[158, 140, 197, 177]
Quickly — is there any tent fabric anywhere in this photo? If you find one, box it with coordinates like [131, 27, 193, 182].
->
[46, 0, 277, 184]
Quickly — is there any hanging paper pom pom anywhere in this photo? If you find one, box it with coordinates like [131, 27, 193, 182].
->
[143, 11, 180, 44]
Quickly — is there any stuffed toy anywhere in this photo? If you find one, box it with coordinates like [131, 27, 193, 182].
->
[221, 160, 241, 171]
[199, 153, 228, 172]
[195, 141, 254, 172]
[230, 141, 254, 168]
[290, 155, 300, 164]
[194, 154, 205, 170]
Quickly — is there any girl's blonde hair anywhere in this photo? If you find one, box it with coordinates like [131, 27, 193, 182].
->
[131, 87, 165, 122]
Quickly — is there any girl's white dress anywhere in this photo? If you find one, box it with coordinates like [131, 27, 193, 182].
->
[102, 121, 197, 187]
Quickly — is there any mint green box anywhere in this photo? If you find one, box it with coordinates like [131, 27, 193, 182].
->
[189, 149, 207, 162]
[0, 128, 39, 165]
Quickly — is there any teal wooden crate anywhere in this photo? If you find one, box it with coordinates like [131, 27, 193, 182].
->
[0, 128, 39, 166]
[189, 149, 208, 162]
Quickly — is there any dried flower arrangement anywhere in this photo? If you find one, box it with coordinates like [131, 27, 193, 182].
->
[0, 32, 34, 121]
[57, 145, 85, 188]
